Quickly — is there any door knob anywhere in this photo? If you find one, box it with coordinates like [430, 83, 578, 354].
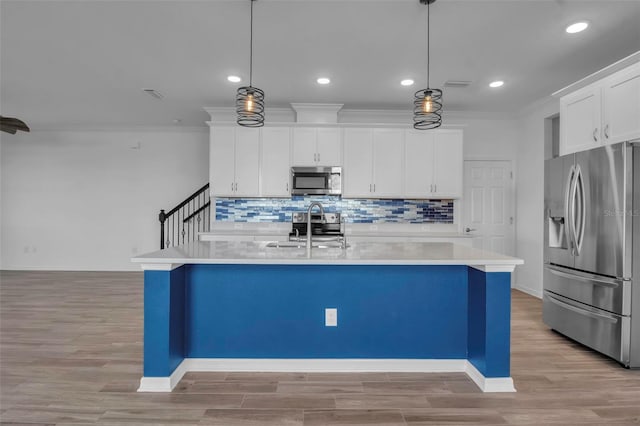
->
[465, 227, 477, 233]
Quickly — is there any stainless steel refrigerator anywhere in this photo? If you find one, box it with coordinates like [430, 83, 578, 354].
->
[543, 141, 639, 367]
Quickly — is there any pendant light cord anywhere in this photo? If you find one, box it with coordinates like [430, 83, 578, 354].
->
[249, 0, 254, 87]
[426, 0, 430, 89]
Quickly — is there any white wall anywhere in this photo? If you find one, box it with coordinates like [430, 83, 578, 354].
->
[514, 98, 559, 298]
[453, 116, 518, 161]
[1, 128, 208, 271]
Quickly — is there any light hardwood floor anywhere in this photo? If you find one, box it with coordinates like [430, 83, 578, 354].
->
[1, 270, 639, 425]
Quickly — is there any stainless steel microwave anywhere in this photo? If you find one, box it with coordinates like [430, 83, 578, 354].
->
[290, 166, 342, 195]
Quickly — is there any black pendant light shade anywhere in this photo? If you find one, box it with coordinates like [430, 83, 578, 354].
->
[413, 0, 442, 130]
[413, 88, 442, 130]
[237, 0, 265, 127]
[236, 86, 265, 127]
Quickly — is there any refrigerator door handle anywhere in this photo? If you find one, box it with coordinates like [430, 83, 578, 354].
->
[546, 265, 621, 288]
[569, 165, 581, 256]
[564, 165, 576, 255]
[575, 165, 586, 256]
[546, 293, 619, 324]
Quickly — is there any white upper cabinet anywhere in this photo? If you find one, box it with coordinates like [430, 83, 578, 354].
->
[560, 61, 640, 155]
[234, 128, 261, 196]
[372, 129, 404, 197]
[432, 131, 463, 198]
[343, 128, 404, 198]
[560, 84, 602, 156]
[602, 61, 640, 145]
[261, 127, 291, 197]
[210, 124, 463, 200]
[210, 127, 236, 197]
[404, 129, 463, 199]
[404, 131, 435, 197]
[343, 128, 374, 197]
[292, 127, 342, 166]
[316, 128, 342, 166]
[209, 126, 260, 197]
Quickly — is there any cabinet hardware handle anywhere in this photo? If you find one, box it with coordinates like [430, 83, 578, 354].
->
[593, 128, 598, 142]
[369, 183, 372, 192]
[373, 184, 376, 192]
[434, 184, 437, 193]
[235, 183, 238, 191]
[604, 124, 609, 139]
[318, 153, 320, 162]
[286, 182, 289, 191]
[314, 153, 317, 162]
[231, 182, 234, 191]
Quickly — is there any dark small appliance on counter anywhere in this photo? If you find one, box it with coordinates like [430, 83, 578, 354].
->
[289, 212, 343, 241]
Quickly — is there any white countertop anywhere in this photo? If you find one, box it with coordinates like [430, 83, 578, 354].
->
[201, 223, 472, 239]
[132, 240, 522, 271]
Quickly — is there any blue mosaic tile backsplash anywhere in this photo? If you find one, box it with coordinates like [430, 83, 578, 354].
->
[215, 196, 454, 224]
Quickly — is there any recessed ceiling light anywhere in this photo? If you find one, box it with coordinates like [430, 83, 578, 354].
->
[489, 81, 504, 88]
[227, 75, 241, 83]
[401, 79, 415, 86]
[317, 77, 331, 85]
[566, 21, 589, 34]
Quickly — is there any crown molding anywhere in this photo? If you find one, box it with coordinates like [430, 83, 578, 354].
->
[551, 50, 640, 99]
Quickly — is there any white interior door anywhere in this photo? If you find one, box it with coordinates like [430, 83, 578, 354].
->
[463, 160, 514, 255]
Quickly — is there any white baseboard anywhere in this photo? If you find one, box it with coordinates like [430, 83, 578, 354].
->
[465, 362, 516, 392]
[138, 360, 190, 392]
[137, 358, 516, 393]
[514, 282, 542, 299]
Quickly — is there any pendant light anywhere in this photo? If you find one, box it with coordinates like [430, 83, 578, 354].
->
[236, 0, 265, 127]
[413, 0, 442, 130]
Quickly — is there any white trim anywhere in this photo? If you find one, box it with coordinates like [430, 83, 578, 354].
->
[470, 264, 517, 273]
[551, 52, 640, 98]
[514, 283, 543, 299]
[137, 358, 515, 393]
[138, 263, 184, 271]
[137, 359, 189, 392]
[465, 361, 516, 393]
[185, 358, 467, 373]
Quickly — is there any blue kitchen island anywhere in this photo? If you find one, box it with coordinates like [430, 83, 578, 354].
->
[132, 241, 523, 393]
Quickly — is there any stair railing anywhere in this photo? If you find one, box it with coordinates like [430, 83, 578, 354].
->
[159, 183, 210, 249]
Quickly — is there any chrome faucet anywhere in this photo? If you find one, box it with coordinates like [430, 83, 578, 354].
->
[306, 201, 325, 254]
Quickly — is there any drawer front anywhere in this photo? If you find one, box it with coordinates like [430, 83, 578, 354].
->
[543, 292, 630, 365]
[544, 265, 630, 315]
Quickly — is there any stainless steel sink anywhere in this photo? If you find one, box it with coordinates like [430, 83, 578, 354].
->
[265, 241, 349, 249]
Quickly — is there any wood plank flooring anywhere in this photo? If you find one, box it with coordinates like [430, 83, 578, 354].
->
[1, 270, 639, 425]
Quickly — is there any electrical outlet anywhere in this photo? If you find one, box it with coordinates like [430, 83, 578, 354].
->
[325, 308, 338, 327]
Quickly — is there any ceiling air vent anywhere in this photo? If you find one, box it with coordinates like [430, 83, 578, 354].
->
[142, 88, 164, 100]
[444, 80, 472, 88]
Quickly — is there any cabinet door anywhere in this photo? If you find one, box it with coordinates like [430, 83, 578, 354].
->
[404, 130, 435, 198]
[316, 128, 342, 166]
[210, 126, 236, 197]
[261, 127, 291, 197]
[343, 128, 373, 198]
[433, 131, 463, 198]
[372, 129, 403, 197]
[234, 127, 260, 196]
[292, 127, 317, 166]
[602, 62, 640, 145]
[560, 85, 602, 155]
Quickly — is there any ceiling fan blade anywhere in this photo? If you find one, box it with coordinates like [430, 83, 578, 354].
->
[0, 116, 30, 134]
[1, 126, 18, 134]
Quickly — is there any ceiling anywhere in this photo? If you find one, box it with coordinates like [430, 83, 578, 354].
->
[1, 0, 639, 129]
